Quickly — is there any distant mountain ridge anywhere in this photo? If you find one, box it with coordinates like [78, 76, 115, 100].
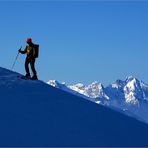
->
[47, 76, 148, 123]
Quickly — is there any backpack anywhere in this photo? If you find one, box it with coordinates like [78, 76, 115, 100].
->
[34, 44, 39, 58]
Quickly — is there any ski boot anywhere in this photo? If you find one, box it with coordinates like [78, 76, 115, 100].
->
[31, 75, 38, 80]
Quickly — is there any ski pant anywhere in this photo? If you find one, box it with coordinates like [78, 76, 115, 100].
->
[25, 57, 37, 76]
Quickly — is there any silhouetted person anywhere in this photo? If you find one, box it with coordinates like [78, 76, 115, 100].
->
[19, 38, 38, 80]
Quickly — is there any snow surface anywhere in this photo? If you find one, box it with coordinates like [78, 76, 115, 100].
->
[47, 76, 148, 123]
[1, 67, 148, 147]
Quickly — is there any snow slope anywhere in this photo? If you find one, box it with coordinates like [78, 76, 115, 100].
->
[47, 77, 148, 123]
[0, 67, 148, 147]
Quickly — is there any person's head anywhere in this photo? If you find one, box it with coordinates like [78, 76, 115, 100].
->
[26, 38, 32, 45]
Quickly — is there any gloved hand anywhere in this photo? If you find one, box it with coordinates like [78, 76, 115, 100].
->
[18, 46, 22, 53]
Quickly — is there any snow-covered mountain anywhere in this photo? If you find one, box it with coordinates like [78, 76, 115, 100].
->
[1, 67, 148, 146]
[47, 76, 148, 123]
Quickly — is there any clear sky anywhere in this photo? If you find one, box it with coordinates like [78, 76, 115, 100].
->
[0, 1, 148, 86]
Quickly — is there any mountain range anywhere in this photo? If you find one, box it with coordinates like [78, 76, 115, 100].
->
[0, 67, 148, 146]
[47, 76, 148, 123]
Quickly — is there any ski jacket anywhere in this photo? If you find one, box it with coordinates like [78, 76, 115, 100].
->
[20, 44, 36, 59]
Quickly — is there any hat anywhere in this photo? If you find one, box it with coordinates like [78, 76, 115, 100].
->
[26, 38, 32, 43]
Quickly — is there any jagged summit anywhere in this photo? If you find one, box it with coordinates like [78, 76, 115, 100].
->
[125, 75, 137, 82]
[47, 79, 60, 87]
[111, 79, 125, 89]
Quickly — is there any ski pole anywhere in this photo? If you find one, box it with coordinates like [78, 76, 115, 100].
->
[11, 46, 22, 70]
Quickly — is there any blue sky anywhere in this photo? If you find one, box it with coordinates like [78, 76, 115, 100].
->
[0, 1, 148, 85]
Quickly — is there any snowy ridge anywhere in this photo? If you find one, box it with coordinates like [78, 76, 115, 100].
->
[47, 76, 148, 123]
[1, 67, 148, 146]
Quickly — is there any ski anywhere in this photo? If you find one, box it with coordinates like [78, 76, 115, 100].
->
[16, 75, 38, 80]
